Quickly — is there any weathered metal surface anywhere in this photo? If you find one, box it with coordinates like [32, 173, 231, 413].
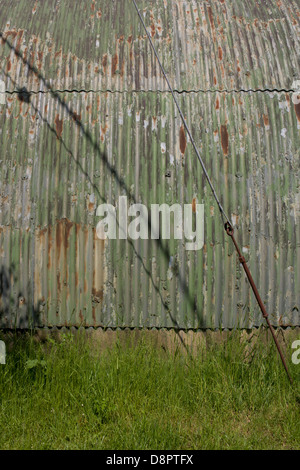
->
[0, 0, 299, 92]
[0, 1, 299, 329]
[0, 89, 299, 328]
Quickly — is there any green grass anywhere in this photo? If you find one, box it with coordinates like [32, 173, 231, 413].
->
[0, 329, 299, 450]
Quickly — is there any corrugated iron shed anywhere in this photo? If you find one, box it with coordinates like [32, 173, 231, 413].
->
[0, 0, 299, 329]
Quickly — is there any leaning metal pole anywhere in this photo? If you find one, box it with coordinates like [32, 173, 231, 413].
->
[132, 0, 293, 385]
[224, 223, 293, 384]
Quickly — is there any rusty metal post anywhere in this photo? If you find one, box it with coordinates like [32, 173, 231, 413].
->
[224, 222, 293, 384]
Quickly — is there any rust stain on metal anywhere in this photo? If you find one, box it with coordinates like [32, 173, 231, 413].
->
[57, 272, 61, 294]
[56, 219, 73, 256]
[111, 53, 118, 75]
[220, 124, 229, 155]
[88, 199, 95, 213]
[192, 198, 197, 213]
[54, 47, 62, 59]
[72, 112, 81, 123]
[32, 0, 38, 14]
[54, 114, 63, 138]
[64, 219, 73, 250]
[102, 53, 108, 69]
[294, 101, 300, 122]
[179, 125, 187, 155]
[218, 46, 223, 60]
[207, 6, 215, 30]
[100, 122, 108, 142]
[1, 29, 17, 44]
[56, 220, 62, 257]
[151, 22, 156, 38]
[263, 114, 269, 126]
[215, 96, 220, 110]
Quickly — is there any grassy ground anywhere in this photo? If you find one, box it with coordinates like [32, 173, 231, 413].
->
[0, 329, 299, 450]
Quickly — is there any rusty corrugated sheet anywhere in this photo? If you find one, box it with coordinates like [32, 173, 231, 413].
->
[0, 0, 299, 92]
[0, 90, 299, 328]
[0, 1, 299, 329]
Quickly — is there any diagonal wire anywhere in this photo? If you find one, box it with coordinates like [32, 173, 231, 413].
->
[132, 0, 232, 226]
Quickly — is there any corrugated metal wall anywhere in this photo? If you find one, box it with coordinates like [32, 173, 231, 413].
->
[0, 0, 299, 329]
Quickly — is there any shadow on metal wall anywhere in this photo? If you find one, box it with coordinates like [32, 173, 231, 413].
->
[0, 264, 43, 328]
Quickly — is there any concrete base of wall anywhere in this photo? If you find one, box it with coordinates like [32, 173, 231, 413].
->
[1, 326, 299, 358]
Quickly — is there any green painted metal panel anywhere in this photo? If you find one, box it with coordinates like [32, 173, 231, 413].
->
[0, 1, 299, 328]
[0, 89, 299, 328]
[0, 0, 299, 92]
